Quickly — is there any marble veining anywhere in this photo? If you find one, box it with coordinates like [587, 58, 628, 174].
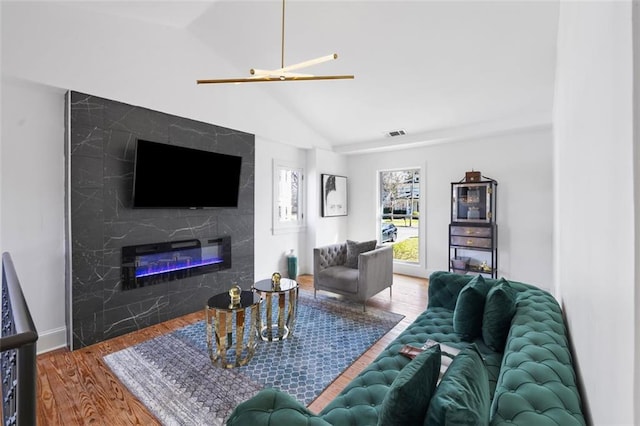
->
[71, 126, 104, 157]
[103, 296, 170, 335]
[68, 91, 255, 349]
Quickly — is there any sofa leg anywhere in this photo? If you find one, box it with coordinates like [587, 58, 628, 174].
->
[363, 302, 367, 313]
[314, 288, 317, 299]
[390, 286, 393, 299]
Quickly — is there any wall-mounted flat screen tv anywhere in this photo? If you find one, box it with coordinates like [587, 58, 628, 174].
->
[132, 139, 242, 208]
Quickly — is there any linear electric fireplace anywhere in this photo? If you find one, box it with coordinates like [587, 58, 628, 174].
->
[121, 236, 231, 290]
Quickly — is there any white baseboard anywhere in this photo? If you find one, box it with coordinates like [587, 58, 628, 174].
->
[393, 262, 430, 278]
[37, 326, 67, 354]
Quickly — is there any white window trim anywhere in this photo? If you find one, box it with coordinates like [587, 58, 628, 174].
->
[272, 160, 306, 235]
[378, 166, 424, 269]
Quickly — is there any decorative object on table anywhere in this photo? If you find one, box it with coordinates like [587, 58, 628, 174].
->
[103, 290, 403, 425]
[196, 0, 353, 85]
[206, 290, 261, 368]
[449, 173, 498, 278]
[321, 174, 348, 217]
[228, 284, 242, 307]
[271, 272, 281, 290]
[286, 249, 298, 280]
[253, 278, 299, 341]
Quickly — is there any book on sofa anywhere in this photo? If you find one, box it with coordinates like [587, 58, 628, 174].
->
[400, 339, 461, 382]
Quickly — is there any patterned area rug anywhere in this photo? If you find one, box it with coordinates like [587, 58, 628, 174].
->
[104, 291, 404, 426]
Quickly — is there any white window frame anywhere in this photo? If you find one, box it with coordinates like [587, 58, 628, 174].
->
[378, 167, 423, 266]
[272, 160, 305, 235]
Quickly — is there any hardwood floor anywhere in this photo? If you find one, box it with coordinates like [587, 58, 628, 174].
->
[36, 274, 428, 425]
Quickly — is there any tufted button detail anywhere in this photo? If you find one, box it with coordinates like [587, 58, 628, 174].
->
[307, 273, 586, 426]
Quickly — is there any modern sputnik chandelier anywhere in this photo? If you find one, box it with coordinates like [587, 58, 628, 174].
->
[197, 0, 354, 84]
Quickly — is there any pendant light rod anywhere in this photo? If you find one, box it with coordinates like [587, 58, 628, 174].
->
[197, 0, 354, 84]
[281, 0, 286, 69]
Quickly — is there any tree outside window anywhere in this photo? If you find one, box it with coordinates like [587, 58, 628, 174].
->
[380, 169, 420, 263]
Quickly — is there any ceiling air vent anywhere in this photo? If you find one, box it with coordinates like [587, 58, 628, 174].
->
[386, 129, 406, 137]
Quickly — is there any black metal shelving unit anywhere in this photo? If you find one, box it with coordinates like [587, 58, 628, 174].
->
[449, 176, 498, 278]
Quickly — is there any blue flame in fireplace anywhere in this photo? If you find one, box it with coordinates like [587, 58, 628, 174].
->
[135, 256, 224, 278]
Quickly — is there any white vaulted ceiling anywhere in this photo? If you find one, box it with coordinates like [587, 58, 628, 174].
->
[188, 1, 559, 152]
[9, 1, 560, 153]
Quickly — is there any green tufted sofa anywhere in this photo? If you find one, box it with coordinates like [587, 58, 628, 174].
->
[227, 271, 586, 426]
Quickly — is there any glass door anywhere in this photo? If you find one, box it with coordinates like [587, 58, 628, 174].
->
[379, 169, 420, 263]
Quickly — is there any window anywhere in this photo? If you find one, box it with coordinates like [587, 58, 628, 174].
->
[379, 168, 420, 263]
[273, 161, 304, 234]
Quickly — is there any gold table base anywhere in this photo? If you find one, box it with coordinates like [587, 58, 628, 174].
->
[254, 284, 298, 342]
[205, 300, 260, 368]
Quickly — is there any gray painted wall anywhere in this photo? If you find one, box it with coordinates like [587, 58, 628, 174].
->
[67, 91, 255, 349]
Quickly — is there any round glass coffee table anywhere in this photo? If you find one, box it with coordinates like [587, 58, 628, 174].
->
[205, 290, 260, 368]
[252, 278, 299, 341]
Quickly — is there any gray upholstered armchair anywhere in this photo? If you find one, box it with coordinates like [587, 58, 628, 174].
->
[313, 242, 393, 310]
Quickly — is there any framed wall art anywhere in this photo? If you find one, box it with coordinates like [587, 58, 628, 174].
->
[321, 174, 348, 217]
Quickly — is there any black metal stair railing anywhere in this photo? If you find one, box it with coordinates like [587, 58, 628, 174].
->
[1, 252, 38, 426]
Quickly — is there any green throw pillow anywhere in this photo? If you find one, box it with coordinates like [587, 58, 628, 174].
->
[453, 275, 492, 341]
[345, 239, 377, 269]
[377, 344, 441, 426]
[482, 278, 516, 352]
[424, 346, 490, 426]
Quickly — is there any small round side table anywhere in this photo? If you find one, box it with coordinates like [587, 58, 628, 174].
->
[205, 290, 260, 368]
[252, 278, 299, 341]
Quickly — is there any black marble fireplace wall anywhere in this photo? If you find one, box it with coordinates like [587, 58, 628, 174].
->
[66, 91, 255, 350]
